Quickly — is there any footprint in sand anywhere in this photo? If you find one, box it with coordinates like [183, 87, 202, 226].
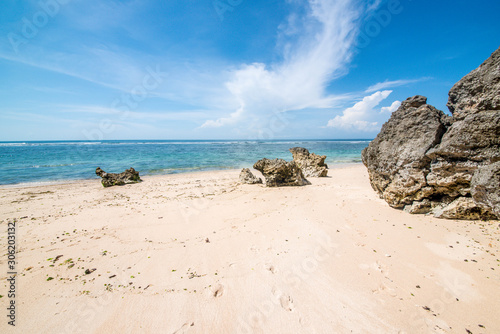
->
[172, 322, 194, 334]
[373, 261, 392, 280]
[213, 284, 224, 297]
[372, 283, 397, 297]
[421, 318, 450, 333]
[375, 261, 385, 274]
[356, 229, 367, 237]
[299, 316, 312, 327]
[280, 295, 294, 312]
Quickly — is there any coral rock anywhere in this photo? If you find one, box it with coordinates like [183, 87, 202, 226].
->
[239, 168, 262, 184]
[471, 161, 500, 219]
[95, 167, 141, 188]
[289, 147, 328, 177]
[253, 158, 308, 187]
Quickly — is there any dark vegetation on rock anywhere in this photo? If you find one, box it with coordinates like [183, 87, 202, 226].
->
[95, 167, 141, 188]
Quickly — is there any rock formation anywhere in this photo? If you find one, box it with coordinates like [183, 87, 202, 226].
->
[362, 95, 448, 208]
[362, 47, 500, 220]
[432, 197, 496, 220]
[289, 147, 328, 177]
[95, 167, 142, 188]
[447, 47, 500, 119]
[253, 158, 308, 187]
[471, 162, 500, 219]
[239, 168, 262, 184]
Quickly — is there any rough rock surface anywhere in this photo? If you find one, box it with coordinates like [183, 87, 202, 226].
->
[432, 197, 496, 220]
[447, 47, 500, 119]
[95, 167, 141, 188]
[403, 199, 432, 215]
[362, 47, 500, 220]
[253, 158, 308, 187]
[289, 147, 328, 177]
[471, 162, 500, 218]
[361, 96, 448, 208]
[239, 168, 262, 184]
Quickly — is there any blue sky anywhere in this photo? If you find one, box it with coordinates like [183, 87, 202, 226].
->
[1, 0, 499, 141]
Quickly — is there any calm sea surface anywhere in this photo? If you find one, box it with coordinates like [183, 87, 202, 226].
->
[0, 140, 370, 185]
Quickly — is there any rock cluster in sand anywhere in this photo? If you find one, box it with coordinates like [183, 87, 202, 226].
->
[289, 147, 328, 177]
[95, 167, 142, 188]
[247, 147, 328, 187]
[253, 158, 308, 187]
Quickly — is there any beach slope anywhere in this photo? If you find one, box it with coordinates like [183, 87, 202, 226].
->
[1, 165, 499, 333]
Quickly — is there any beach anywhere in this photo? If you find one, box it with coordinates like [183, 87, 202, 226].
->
[1, 164, 499, 333]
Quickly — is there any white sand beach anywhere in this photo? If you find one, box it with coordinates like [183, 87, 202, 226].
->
[1, 165, 499, 333]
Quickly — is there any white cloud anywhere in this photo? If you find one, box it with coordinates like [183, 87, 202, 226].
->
[366, 0, 383, 13]
[381, 100, 401, 113]
[1, 0, 414, 139]
[365, 78, 428, 93]
[326, 90, 393, 132]
[201, 0, 362, 130]
[200, 104, 245, 128]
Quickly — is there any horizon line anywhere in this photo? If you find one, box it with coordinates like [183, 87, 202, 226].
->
[0, 138, 375, 143]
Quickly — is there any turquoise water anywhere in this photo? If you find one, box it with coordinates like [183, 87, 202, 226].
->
[0, 140, 370, 185]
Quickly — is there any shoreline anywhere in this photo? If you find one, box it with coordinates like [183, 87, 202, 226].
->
[0, 162, 363, 189]
[1, 164, 498, 333]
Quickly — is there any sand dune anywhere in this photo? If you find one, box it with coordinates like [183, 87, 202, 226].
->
[1, 165, 499, 333]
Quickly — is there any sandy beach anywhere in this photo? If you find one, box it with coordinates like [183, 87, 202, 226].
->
[1, 164, 499, 333]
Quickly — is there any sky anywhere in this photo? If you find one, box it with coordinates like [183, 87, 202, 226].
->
[1, 0, 499, 141]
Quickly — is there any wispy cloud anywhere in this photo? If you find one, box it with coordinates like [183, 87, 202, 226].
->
[365, 78, 429, 93]
[366, 0, 383, 13]
[57, 104, 209, 121]
[0, 0, 435, 140]
[201, 0, 363, 131]
[0, 44, 231, 115]
[326, 90, 394, 132]
[0, 49, 130, 92]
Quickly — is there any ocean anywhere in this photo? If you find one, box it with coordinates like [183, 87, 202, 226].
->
[0, 140, 370, 186]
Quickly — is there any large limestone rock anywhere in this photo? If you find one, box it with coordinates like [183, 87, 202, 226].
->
[253, 158, 308, 187]
[424, 111, 500, 200]
[239, 168, 262, 184]
[363, 47, 500, 220]
[361, 96, 448, 208]
[447, 47, 500, 119]
[471, 162, 500, 218]
[95, 167, 141, 188]
[289, 147, 328, 177]
[427, 112, 500, 162]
